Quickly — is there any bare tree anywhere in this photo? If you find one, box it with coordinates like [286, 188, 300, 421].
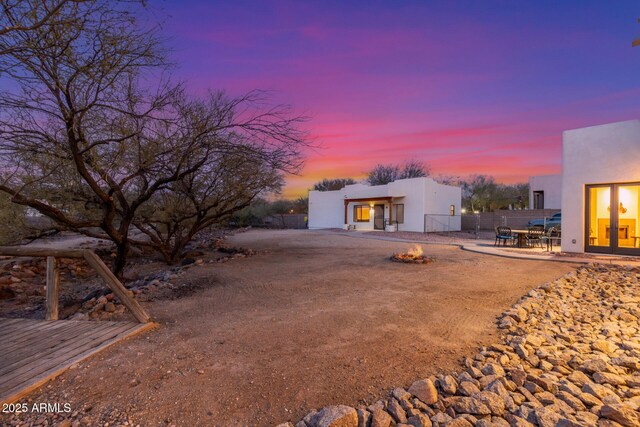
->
[0, 1, 308, 276]
[312, 177, 356, 191]
[366, 164, 400, 186]
[366, 160, 430, 185]
[131, 140, 289, 263]
[0, 1, 82, 38]
[401, 160, 430, 179]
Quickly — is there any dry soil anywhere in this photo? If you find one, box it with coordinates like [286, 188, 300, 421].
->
[5, 229, 576, 426]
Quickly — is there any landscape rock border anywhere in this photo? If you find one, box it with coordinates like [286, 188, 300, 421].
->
[278, 264, 640, 427]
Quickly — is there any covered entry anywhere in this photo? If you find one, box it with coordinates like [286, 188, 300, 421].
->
[343, 197, 396, 231]
[586, 182, 640, 255]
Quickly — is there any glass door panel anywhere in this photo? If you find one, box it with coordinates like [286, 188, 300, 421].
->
[586, 186, 612, 251]
[616, 184, 640, 253]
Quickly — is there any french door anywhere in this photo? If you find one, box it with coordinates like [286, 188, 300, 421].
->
[585, 183, 640, 255]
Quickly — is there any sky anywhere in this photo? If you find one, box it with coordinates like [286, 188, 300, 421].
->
[161, 0, 640, 198]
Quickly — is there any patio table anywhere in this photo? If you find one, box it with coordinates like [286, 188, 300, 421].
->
[509, 229, 531, 248]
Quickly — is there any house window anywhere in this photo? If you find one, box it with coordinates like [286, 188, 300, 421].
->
[353, 205, 370, 222]
[450, 205, 455, 216]
[393, 204, 404, 224]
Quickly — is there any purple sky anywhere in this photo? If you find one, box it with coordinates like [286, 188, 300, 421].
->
[162, 1, 640, 197]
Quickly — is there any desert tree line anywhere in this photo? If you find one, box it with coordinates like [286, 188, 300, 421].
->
[311, 162, 528, 212]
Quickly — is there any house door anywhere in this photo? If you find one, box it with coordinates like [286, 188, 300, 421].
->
[586, 183, 640, 255]
[373, 205, 385, 230]
[533, 191, 544, 209]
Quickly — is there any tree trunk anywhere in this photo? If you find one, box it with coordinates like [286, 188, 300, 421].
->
[113, 240, 129, 279]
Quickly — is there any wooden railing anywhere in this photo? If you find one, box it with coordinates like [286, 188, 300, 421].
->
[0, 247, 151, 323]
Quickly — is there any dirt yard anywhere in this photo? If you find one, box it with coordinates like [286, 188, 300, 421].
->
[4, 229, 576, 427]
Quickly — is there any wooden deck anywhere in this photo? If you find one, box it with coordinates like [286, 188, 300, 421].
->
[0, 317, 155, 404]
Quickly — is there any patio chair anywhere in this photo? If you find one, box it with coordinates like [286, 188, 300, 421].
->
[525, 227, 545, 249]
[495, 226, 516, 246]
[541, 226, 561, 251]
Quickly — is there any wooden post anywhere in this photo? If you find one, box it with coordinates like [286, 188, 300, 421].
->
[82, 251, 151, 323]
[45, 256, 59, 321]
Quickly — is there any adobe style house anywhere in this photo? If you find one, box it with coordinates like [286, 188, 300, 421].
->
[308, 177, 461, 232]
[529, 174, 562, 209]
[530, 119, 640, 255]
[561, 119, 640, 256]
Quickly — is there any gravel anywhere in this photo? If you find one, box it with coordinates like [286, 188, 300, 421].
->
[288, 264, 640, 427]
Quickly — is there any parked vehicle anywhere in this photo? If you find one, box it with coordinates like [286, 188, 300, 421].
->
[527, 212, 561, 230]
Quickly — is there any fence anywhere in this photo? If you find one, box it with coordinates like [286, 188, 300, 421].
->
[461, 209, 560, 231]
[260, 214, 307, 229]
[423, 214, 462, 233]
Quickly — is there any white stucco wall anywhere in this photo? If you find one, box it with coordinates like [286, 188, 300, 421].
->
[424, 181, 462, 232]
[529, 174, 562, 209]
[307, 177, 461, 232]
[561, 119, 640, 253]
[387, 178, 426, 232]
[308, 190, 344, 229]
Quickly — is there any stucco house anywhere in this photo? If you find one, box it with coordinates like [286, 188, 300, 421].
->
[560, 119, 640, 256]
[528, 174, 562, 209]
[308, 177, 461, 233]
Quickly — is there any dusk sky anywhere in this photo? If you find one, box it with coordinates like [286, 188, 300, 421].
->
[163, 1, 640, 198]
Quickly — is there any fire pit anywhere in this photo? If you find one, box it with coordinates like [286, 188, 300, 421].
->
[390, 245, 434, 264]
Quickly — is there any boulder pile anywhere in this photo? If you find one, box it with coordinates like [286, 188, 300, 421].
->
[280, 264, 640, 427]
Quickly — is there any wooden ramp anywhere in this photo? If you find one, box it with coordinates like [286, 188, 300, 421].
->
[0, 317, 155, 404]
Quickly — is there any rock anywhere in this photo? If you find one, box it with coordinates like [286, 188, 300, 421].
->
[574, 411, 599, 427]
[444, 417, 472, 427]
[485, 380, 509, 399]
[387, 398, 407, 424]
[439, 375, 458, 395]
[475, 391, 505, 415]
[392, 388, 411, 401]
[533, 406, 563, 427]
[370, 408, 392, 427]
[556, 391, 587, 412]
[450, 397, 491, 415]
[578, 392, 603, 407]
[583, 382, 614, 400]
[482, 364, 505, 377]
[509, 369, 527, 387]
[580, 358, 610, 374]
[309, 406, 358, 427]
[357, 409, 371, 427]
[406, 414, 432, 427]
[408, 379, 438, 405]
[430, 412, 452, 424]
[593, 372, 627, 386]
[504, 414, 536, 427]
[276, 423, 295, 427]
[527, 375, 558, 393]
[599, 404, 640, 427]
[555, 419, 582, 427]
[104, 302, 116, 312]
[591, 340, 618, 355]
[568, 370, 591, 387]
[610, 356, 640, 370]
[458, 381, 480, 396]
